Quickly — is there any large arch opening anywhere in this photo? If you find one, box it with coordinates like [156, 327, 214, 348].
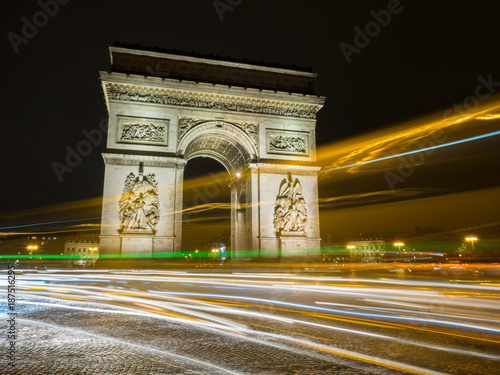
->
[182, 157, 231, 254]
[178, 121, 257, 260]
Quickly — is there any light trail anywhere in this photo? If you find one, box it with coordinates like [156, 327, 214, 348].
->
[320, 129, 500, 173]
[21, 269, 500, 291]
[0, 217, 101, 230]
[17, 280, 500, 360]
[30, 278, 498, 320]
[146, 290, 500, 335]
[6, 271, 500, 374]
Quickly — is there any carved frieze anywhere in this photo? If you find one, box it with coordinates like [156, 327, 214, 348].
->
[117, 116, 169, 146]
[273, 174, 308, 234]
[119, 169, 160, 232]
[106, 84, 319, 119]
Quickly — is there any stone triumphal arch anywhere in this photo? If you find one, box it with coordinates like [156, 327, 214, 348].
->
[99, 46, 325, 259]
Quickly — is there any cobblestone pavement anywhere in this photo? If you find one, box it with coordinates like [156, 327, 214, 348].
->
[2, 270, 500, 374]
[4, 302, 394, 375]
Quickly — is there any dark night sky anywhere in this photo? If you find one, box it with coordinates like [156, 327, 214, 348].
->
[2, 0, 500, 237]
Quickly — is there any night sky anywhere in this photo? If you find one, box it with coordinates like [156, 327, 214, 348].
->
[2, 1, 500, 243]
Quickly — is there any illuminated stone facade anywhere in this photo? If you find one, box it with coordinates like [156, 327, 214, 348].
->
[100, 47, 324, 259]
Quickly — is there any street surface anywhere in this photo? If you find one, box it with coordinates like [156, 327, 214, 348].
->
[1, 268, 500, 374]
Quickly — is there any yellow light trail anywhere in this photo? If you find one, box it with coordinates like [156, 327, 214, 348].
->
[222, 295, 498, 342]
[301, 343, 441, 375]
[230, 319, 441, 374]
[14, 272, 500, 374]
[48, 295, 89, 301]
[179, 293, 500, 345]
[316, 98, 500, 177]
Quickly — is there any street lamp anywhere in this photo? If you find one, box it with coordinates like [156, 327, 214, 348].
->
[347, 245, 356, 262]
[465, 237, 478, 254]
[27, 245, 38, 258]
[394, 242, 404, 252]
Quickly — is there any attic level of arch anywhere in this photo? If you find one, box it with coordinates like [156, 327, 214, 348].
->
[109, 46, 318, 95]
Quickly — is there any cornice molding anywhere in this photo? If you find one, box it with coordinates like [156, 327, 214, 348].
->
[102, 153, 186, 168]
[247, 163, 321, 175]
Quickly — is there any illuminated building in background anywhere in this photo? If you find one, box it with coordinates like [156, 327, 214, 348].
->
[99, 46, 324, 260]
[24, 235, 58, 256]
[348, 237, 386, 263]
[205, 242, 228, 265]
[64, 240, 99, 267]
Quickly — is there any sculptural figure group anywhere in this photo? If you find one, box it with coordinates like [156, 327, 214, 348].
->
[273, 174, 308, 233]
[119, 170, 160, 231]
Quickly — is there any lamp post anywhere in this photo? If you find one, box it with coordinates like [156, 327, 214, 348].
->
[347, 245, 355, 262]
[394, 242, 404, 252]
[27, 245, 38, 258]
[465, 237, 478, 255]
[87, 246, 98, 266]
[394, 242, 404, 261]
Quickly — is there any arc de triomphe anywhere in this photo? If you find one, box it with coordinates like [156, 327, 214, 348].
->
[99, 46, 325, 259]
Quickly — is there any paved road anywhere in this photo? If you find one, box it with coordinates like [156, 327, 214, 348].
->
[1, 269, 500, 374]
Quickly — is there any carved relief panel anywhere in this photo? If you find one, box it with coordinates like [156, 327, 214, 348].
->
[266, 129, 310, 157]
[117, 116, 169, 146]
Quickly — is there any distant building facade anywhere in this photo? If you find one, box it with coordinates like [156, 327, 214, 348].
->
[348, 237, 386, 263]
[64, 240, 99, 266]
